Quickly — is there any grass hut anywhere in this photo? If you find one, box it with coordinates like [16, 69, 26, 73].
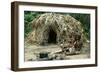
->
[25, 13, 85, 53]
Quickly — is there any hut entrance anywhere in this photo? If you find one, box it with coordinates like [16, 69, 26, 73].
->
[48, 28, 57, 44]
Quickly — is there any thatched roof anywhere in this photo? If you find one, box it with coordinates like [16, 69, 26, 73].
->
[32, 13, 83, 32]
[25, 13, 84, 48]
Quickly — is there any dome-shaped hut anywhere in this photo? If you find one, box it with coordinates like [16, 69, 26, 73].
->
[25, 13, 85, 52]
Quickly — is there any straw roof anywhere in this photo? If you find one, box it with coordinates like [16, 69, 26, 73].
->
[25, 13, 84, 49]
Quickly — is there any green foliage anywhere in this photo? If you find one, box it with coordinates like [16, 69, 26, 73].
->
[24, 11, 44, 37]
[69, 13, 90, 39]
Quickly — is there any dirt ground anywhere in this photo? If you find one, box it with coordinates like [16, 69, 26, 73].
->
[25, 44, 90, 61]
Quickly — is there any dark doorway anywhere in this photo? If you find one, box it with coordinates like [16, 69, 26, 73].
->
[48, 28, 57, 44]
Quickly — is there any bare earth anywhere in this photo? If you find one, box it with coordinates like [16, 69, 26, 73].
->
[25, 44, 90, 61]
